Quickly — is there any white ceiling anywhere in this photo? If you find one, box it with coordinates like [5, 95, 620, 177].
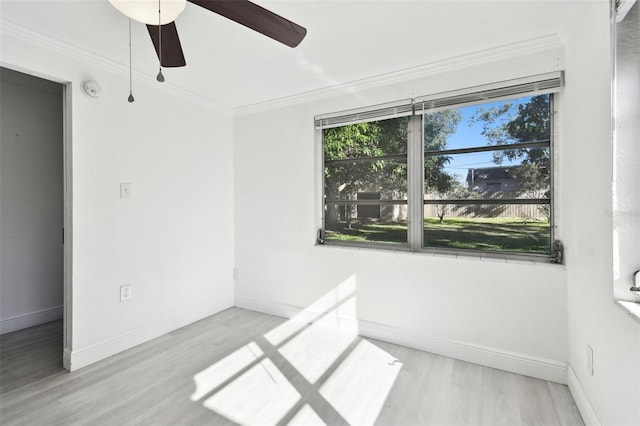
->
[0, 0, 566, 109]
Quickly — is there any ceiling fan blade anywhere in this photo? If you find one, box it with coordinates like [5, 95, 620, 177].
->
[147, 22, 187, 67]
[187, 0, 307, 48]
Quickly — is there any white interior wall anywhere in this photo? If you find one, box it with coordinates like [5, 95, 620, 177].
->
[0, 29, 235, 370]
[235, 3, 640, 424]
[0, 68, 64, 334]
[234, 4, 572, 382]
[563, 2, 640, 425]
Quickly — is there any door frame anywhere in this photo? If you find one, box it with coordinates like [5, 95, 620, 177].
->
[1, 63, 74, 371]
[62, 81, 73, 371]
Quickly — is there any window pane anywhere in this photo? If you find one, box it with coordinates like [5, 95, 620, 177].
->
[422, 94, 552, 255]
[423, 94, 550, 152]
[323, 116, 409, 246]
[423, 204, 550, 254]
[325, 203, 408, 245]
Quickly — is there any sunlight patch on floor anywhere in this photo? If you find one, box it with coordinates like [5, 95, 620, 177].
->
[191, 342, 263, 401]
[191, 275, 403, 425]
[320, 339, 402, 426]
[203, 357, 300, 426]
[278, 296, 357, 383]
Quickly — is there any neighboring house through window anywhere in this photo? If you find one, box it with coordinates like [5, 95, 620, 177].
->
[466, 167, 521, 192]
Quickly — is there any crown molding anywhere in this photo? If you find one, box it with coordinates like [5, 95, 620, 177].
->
[1, 18, 563, 119]
[0, 18, 232, 114]
[234, 33, 563, 116]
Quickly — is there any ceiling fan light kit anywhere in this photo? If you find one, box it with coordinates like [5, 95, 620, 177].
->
[109, 0, 186, 25]
[109, 0, 307, 102]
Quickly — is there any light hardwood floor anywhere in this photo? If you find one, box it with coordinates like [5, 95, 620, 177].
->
[0, 308, 583, 426]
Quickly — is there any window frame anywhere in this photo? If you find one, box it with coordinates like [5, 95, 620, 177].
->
[317, 73, 561, 262]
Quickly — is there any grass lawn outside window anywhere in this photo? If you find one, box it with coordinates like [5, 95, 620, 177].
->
[325, 218, 549, 253]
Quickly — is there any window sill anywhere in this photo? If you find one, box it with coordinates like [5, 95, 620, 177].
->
[616, 300, 640, 325]
[317, 241, 561, 267]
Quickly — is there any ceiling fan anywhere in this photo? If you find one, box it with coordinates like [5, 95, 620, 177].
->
[109, 0, 307, 68]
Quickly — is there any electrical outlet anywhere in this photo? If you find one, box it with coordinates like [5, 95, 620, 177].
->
[586, 344, 594, 376]
[120, 284, 132, 302]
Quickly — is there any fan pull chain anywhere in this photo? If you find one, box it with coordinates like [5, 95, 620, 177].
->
[156, 0, 165, 82]
[128, 18, 135, 102]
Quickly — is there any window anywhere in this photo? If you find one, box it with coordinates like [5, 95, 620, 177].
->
[318, 73, 561, 260]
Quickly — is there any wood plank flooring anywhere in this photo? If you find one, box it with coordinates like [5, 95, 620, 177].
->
[0, 307, 583, 426]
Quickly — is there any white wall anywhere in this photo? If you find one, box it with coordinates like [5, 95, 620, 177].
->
[0, 68, 64, 333]
[563, 2, 640, 426]
[235, 3, 640, 423]
[1, 26, 235, 370]
[234, 3, 572, 383]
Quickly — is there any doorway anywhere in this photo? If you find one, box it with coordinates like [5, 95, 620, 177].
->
[0, 67, 70, 370]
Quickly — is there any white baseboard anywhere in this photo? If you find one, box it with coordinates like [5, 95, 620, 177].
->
[0, 305, 63, 335]
[235, 295, 567, 384]
[567, 365, 601, 426]
[68, 301, 232, 372]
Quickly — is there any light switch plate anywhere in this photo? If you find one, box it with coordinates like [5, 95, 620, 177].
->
[120, 183, 132, 199]
[120, 284, 132, 302]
